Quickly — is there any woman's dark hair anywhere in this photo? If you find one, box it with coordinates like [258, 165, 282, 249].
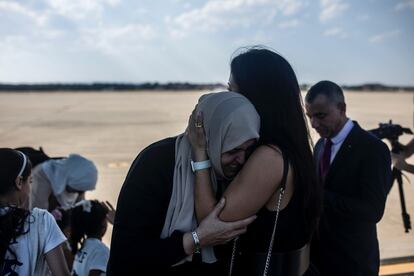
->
[70, 200, 108, 255]
[0, 148, 32, 268]
[230, 46, 322, 239]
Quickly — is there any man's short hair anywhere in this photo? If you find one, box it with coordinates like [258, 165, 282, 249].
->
[305, 80, 345, 104]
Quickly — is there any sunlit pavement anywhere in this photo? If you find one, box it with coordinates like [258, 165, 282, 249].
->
[380, 256, 414, 275]
[0, 91, 413, 266]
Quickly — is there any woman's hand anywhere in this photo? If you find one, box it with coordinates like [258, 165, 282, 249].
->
[196, 198, 256, 247]
[187, 107, 207, 159]
[183, 198, 256, 255]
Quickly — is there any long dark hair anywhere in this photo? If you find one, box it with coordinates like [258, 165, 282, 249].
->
[230, 46, 322, 239]
[70, 200, 108, 255]
[0, 148, 32, 268]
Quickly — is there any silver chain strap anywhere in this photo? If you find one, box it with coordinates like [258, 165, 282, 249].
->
[228, 188, 285, 276]
[262, 187, 285, 276]
[228, 236, 239, 276]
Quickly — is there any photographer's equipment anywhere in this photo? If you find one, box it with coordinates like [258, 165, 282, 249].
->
[370, 120, 413, 233]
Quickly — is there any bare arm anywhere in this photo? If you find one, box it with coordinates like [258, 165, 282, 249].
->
[45, 244, 71, 276]
[188, 111, 284, 222]
[182, 198, 256, 254]
[187, 110, 219, 221]
[220, 146, 284, 221]
[192, 148, 218, 221]
[193, 148, 285, 222]
[62, 243, 74, 270]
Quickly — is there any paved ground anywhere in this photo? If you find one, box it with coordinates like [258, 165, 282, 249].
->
[0, 90, 413, 262]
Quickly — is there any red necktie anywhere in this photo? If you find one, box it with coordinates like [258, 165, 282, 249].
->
[320, 139, 333, 180]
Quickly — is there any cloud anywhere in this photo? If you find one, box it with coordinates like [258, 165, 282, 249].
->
[323, 27, 347, 38]
[0, 1, 48, 26]
[356, 14, 370, 21]
[0, 0, 123, 29]
[0, 35, 31, 60]
[43, 0, 120, 20]
[106, 0, 121, 6]
[79, 24, 158, 54]
[395, 0, 414, 11]
[279, 0, 305, 16]
[319, 0, 348, 22]
[278, 19, 300, 29]
[168, 0, 305, 37]
[369, 30, 401, 43]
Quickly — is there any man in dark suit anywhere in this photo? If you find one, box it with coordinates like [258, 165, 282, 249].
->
[305, 80, 391, 276]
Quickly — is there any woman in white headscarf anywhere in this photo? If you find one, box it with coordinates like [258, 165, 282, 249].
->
[108, 91, 260, 276]
[30, 154, 98, 211]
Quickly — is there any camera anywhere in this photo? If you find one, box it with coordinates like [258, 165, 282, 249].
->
[369, 120, 413, 233]
[369, 120, 413, 153]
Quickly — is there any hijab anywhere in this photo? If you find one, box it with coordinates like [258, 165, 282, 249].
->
[41, 154, 97, 207]
[161, 91, 260, 263]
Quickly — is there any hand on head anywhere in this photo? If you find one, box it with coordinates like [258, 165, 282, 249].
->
[186, 107, 207, 154]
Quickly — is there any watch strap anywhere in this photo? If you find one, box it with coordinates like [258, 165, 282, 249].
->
[191, 160, 211, 172]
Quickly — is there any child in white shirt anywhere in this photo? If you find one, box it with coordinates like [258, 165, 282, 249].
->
[0, 148, 70, 276]
[70, 200, 109, 276]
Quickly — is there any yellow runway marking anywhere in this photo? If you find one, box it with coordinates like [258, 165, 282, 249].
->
[380, 262, 414, 275]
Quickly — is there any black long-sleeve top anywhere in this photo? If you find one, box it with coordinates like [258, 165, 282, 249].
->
[107, 137, 224, 275]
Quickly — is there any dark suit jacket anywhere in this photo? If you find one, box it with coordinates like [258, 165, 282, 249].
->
[312, 122, 391, 276]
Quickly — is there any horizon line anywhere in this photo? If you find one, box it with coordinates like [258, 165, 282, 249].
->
[1, 81, 414, 88]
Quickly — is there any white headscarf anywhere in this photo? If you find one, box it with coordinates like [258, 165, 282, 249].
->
[161, 91, 260, 264]
[41, 154, 98, 207]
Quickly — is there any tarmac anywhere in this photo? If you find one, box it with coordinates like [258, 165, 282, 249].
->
[0, 90, 413, 274]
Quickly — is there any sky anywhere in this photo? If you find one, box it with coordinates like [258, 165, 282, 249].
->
[0, 0, 413, 86]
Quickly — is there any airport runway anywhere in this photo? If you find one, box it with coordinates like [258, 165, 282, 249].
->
[1, 90, 413, 263]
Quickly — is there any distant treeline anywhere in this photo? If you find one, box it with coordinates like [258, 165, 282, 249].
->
[342, 83, 414, 92]
[0, 82, 225, 92]
[0, 82, 413, 92]
[301, 83, 414, 92]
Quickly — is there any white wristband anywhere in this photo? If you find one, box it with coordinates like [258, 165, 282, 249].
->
[191, 160, 211, 172]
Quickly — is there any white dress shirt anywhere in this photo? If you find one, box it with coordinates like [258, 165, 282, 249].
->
[326, 119, 354, 164]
